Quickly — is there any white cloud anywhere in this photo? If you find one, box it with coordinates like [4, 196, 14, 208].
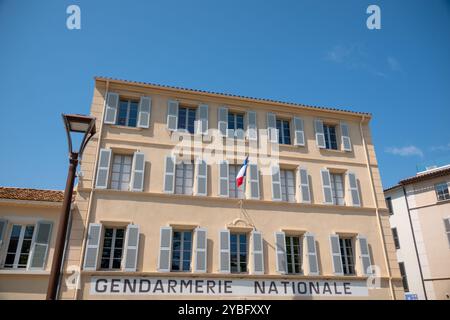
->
[385, 145, 424, 157]
[430, 143, 450, 152]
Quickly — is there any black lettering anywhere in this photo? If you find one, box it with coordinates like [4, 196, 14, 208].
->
[309, 281, 320, 294]
[124, 279, 137, 293]
[95, 279, 108, 293]
[139, 279, 151, 292]
[281, 281, 289, 294]
[153, 280, 164, 293]
[168, 280, 177, 293]
[297, 282, 307, 294]
[254, 281, 265, 294]
[268, 281, 278, 294]
[224, 281, 232, 294]
[206, 280, 215, 294]
[323, 282, 332, 294]
[110, 279, 120, 293]
[195, 280, 204, 293]
[333, 282, 342, 295]
[344, 282, 352, 295]
[181, 280, 193, 293]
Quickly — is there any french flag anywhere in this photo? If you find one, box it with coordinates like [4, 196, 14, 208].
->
[236, 156, 249, 188]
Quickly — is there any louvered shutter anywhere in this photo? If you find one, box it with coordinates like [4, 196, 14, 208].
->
[275, 231, 287, 274]
[104, 92, 119, 124]
[271, 165, 282, 201]
[218, 160, 229, 197]
[218, 107, 228, 137]
[196, 104, 208, 135]
[95, 149, 112, 189]
[348, 172, 361, 206]
[315, 119, 326, 148]
[248, 164, 260, 199]
[321, 168, 333, 204]
[163, 155, 176, 193]
[196, 158, 207, 196]
[305, 233, 319, 275]
[0, 219, 7, 246]
[219, 229, 230, 273]
[298, 167, 311, 203]
[358, 235, 372, 276]
[158, 227, 172, 272]
[251, 230, 264, 274]
[123, 224, 140, 272]
[29, 221, 53, 270]
[83, 223, 102, 270]
[130, 152, 145, 192]
[137, 96, 151, 128]
[247, 111, 257, 141]
[167, 100, 179, 130]
[293, 117, 305, 146]
[330, 234, 343, 275]
[194, 227, 207, 273]
[340, 122, 352, 151]
[267, 112, 278, 143]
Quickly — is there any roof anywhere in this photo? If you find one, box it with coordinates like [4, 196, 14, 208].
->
[95, 76, 372, 118]
[0, 187, 64, 203]
[384, 165, 450, 192]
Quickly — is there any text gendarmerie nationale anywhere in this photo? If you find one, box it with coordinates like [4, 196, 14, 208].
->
[92, 278, 356, 296]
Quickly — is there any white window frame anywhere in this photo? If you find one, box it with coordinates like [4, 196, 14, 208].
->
[230, 233, 248, 274]
[276, 119, 291, 145]
[175, 161, 194, 195]
[110, 154, 133, 191]
[229, 164, 245, 199]
[330, 173, 345, 205]
[170, 230, 193, 272]
[3, 224, 35, 269]
[285, 235, 303, 274]
[323, 123, 338, 150]
[177, 106, 197, 134]
[117, 99, 139, 127]
[100, 227, 125, 270]
[339, 237, 356, 275]
[227, 112, 245, 139]
[280, 169, 296, 202]
[435, 182, 450, 201]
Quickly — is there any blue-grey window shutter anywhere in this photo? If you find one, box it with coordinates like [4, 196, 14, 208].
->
[275, 231, 287, 274]
[137, 96, 151, 128]
[321, 168, 333, 204]
[218, 107, 228, 137]
[130, 152, 145, 192]
[247, 111, 257, 141]
[196, 158, 208, 196]
[83, 223, 102, 270]
[267, 112, 278, 143]
[271, 165, 282, 201]
[348, 172, 361, 206]
[167, 100, 179, 130]
[194, 227, 207, 273]
[293, 117, 305, 146]
[219, 229, 230, 273]
[340, 122, 352, 151]
[163, 155, 176, 193]
[248, 164, 260, 199]
[104, 92, 119, 124]
[305, 232, 319, 275]
[218, 161, 229, 197]
[158, 226, 172, 272]
[315, 119, 326, 148]
[196, 104, 208, 135]
[123, 224, 140, 272]
[298, 167, 311, 203]
[0, 219, 7, 247]
[357, 235, 372, 276]
[330, 234, 343, 275]
[95, 149, 112, 189]
[251, 230, 264, 275]
[29, 221, 53, 270]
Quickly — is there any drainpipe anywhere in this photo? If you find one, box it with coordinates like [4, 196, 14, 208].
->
[359, 115, 395, 299]
[73, 80, 109, 300]
[401, 185, 428, 300]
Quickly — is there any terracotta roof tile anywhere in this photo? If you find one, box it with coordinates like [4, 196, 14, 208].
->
[95, 76, 372, 117]
[0, 187, 64, 202]
[399, 166, 450, 185]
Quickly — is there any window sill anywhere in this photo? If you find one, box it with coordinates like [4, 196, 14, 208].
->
[436, 198, 450, 205]
[109, 125, 144, 131]
[0, 269, 50, 275]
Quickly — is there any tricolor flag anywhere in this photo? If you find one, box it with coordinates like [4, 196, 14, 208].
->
[236, 156, 249, 188]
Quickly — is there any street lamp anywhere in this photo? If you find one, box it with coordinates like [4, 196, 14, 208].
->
[46, 114, 96, 300]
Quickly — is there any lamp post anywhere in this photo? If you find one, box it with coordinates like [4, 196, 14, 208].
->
[46, 114, 96, 300]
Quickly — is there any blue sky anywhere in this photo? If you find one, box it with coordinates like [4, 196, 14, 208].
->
[0, 0, 449, 190]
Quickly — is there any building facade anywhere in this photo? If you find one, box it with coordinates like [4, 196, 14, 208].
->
[0, 187, 63, 299]
[1, 77, 403, 300]
[385, 166, 450, 300]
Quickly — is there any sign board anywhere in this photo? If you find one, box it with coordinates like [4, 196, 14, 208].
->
[90, 276, 369, 297]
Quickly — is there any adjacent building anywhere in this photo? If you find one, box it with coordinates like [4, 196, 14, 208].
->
[0, 187, 63, 299]
[385, 165, 450, 300]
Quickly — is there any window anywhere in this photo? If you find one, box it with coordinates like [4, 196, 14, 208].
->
[177, 107, 196, 134]
[392, 228, 400, 249]
[100, 227, 125, 269]
[280, 169, 295, 202]
[386, 197, 394, 214]
[175, 162, 194, 195]
[228, 112, 244, 137]
[435, 182, 450, 201]
[276, 119, 291, 144]
[4, 224, 35, 269]
[229, 165, 245, 199]
[117, 99, 138, 127]
[330, 173, 345, 205]
[399, 262, 409, 292]
[339, 237, 355, 275]
[323, 124, 338, 150]
[110, 154, 132, 191]
[171, 231, 192, 272]
[230, 233, 247, 273]
[285, 235, 303, 274]
[444, 218, 450, 247]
